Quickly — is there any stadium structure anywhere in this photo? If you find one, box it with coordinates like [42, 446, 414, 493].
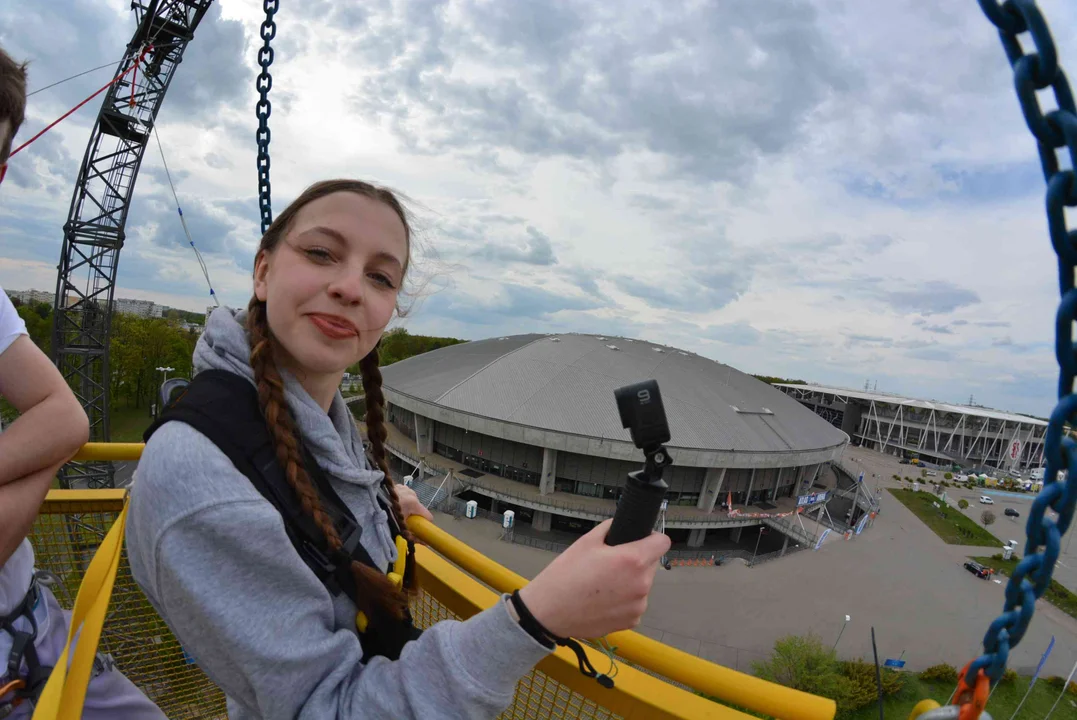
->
[774, 384, 1047, 472]
[376, 333, 850, 551]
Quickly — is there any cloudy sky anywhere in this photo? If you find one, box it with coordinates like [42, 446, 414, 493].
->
[1, 0, 1074, 417]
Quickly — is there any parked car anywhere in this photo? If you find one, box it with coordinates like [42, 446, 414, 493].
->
[979, 496, 994, 504]
[1004, 507, 1020, 518]
[926, 470, 937, 477]
[900, 459, 911, 465]
[964, 560, 992, 579]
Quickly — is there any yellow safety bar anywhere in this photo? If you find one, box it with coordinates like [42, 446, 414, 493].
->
[62, 442, 836, 720]
[410, 514, 834, 720]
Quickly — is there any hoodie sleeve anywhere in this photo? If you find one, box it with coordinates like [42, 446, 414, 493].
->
[126, 421, 551, 720]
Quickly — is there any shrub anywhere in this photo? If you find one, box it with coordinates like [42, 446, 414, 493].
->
[1044, 675, 1077, 694]
[750, 635, 914, 716]
[999, 668, 1018, 685]
[945, 472, 953, 480]
[841, 659, 904, 700]
[959, 499, 969, 510]
[920, 663, 959, 684]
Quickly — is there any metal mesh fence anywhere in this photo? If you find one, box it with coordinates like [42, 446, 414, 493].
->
[28, 507, 228, 719]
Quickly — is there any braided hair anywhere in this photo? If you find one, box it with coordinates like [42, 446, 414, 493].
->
[245, 179, 416, 621]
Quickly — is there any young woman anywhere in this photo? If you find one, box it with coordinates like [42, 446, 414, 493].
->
[126, 179, 671, 720]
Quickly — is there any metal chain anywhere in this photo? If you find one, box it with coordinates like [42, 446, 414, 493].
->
[971, 0, 1077, 694]
[256, 0, 278, 236]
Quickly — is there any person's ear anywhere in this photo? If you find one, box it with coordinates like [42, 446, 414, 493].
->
[254, 249, 270, 302]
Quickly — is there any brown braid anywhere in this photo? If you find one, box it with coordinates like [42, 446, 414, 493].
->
[359, 346, 419, 573]
[247, 298, 409, 620]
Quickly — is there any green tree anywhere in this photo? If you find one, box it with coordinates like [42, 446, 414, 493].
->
[349, 327, 466, 374]
[958, 499, 969, 510]
[16, 302, 52, 355]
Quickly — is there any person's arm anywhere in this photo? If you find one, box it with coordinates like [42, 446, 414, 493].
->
[0, 458, 62, 565]
[126, 422, 551, 720]
[0, 335, 90, 486]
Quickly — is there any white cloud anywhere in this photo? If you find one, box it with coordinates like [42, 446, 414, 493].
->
[1, 0, 1073, 417]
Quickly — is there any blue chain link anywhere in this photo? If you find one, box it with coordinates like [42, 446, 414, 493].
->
[971, 0, 1077, 690]
[256, 0, 278, 235]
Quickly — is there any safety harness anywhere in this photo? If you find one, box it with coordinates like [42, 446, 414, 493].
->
[0, 576, 51, 716]
[144, 369, 421, 662]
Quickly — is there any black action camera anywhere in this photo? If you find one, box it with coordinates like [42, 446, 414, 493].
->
[606, 379, 672, 546]
[614, 380, 671, 451]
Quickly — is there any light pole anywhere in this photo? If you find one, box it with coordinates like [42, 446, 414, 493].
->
[751, 525, 767, 565]
[833, 614, 851, 650]
[152, 366, 174, 417]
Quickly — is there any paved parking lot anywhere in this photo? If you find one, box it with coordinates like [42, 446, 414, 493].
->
[844, 446, 1077, 593]
[433, 446, 1077, 677]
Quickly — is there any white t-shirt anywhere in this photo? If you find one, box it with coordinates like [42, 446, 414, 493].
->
[0, 287, 35, 614]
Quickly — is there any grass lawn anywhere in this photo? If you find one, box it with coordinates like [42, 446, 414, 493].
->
[110, 403, 154, 443]
[846, 674, 1072, 720]
[888, 488, 1003, 547]
[972, 554, 1077, 622]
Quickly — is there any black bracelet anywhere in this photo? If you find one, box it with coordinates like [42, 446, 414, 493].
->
[509, 590, 557, 650]
[509, 590, 616, 689]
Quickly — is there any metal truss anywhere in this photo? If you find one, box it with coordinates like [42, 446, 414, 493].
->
[51, 0, 214, 488]
[778, 386, 1047, 472]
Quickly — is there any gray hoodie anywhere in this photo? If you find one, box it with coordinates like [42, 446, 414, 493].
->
[125, 307, 551, 719]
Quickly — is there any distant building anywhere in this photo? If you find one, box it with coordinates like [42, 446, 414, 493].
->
[775, 383, 1046, 472]
[113, 298, 157, 317]
[5, 289, 77, 308]
[8, 288, 54, 305]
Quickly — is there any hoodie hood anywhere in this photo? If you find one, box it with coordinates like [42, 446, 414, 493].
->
[195, 306, 385, 491]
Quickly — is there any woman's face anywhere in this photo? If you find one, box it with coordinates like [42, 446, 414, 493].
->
[254, 191, 407, 379]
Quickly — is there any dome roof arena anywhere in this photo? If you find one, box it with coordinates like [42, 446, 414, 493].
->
[380, 333, 847, 467]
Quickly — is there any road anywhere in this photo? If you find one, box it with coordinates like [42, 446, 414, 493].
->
[843, 446, 1077, 594]
[432, 445, 1077, 678]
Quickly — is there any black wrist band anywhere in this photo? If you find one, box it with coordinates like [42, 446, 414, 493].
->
[509, 590, 557, 650]
[509, 589, 616, 689]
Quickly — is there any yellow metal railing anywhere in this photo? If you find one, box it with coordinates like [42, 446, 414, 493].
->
[41, 443, 835, 719]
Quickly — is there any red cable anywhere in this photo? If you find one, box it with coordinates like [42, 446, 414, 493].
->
[130, 54, 140, 108]
[9, 45, 153, 159]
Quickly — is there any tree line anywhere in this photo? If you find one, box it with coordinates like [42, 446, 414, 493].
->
[12, 299, 464, 410]
[12, 299, 199, 412]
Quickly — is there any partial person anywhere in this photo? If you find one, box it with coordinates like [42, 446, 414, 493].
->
[0, 47, 166, 718]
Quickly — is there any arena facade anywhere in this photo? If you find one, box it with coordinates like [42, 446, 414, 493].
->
[774, 384, 1047, 472]
[377, 333, 848, 549]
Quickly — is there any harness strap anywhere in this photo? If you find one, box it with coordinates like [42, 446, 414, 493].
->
[146, 369, 421, 661]
[0, 580, 53, 705]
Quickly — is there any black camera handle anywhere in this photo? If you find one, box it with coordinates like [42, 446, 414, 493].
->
[605, 445, 672, 546]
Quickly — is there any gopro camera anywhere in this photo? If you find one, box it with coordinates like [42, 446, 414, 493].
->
[615, 380, 670, 451]
[606, 379, 672, 547]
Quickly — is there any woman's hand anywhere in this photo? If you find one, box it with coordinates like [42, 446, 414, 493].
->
[394, 484, 434, 523]
[518, 518, 670, 640]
